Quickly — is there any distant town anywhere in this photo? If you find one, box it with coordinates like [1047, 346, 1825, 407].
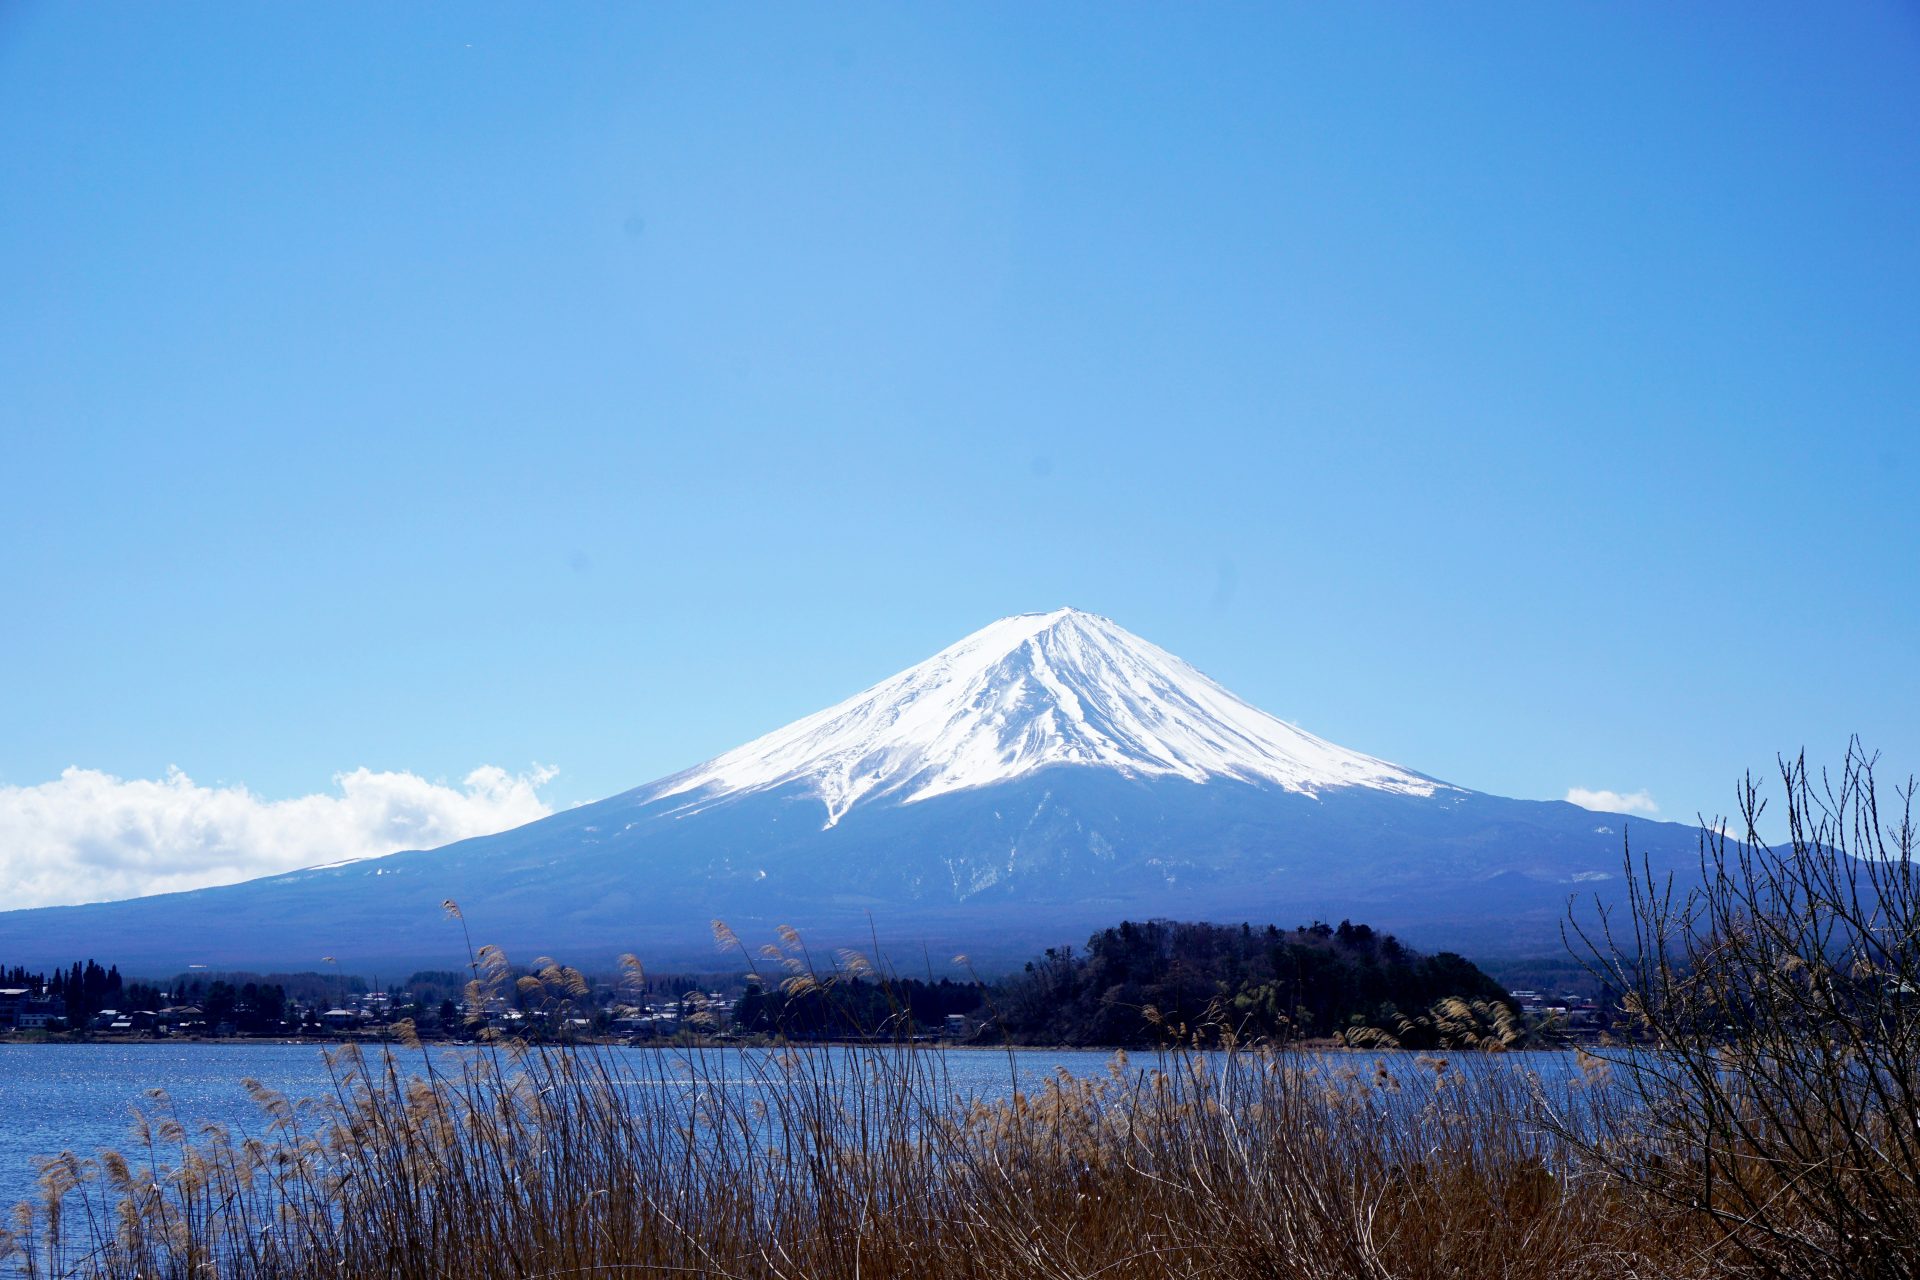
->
[0, 962, 757, 1043]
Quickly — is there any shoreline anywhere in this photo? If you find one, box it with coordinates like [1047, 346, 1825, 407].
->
[0, 1033, 1584, 1054]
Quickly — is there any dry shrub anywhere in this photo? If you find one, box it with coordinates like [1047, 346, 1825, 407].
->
[1559, 743, 1920, 1280]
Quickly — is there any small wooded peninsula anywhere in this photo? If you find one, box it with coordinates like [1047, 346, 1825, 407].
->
[733, 917, 1520, 1048]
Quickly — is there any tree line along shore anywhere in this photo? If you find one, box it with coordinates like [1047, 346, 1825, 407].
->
[3, 915, 1599, 1050]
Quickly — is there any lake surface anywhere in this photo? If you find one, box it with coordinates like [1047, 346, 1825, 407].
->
[0, 1042, 1584, 1215]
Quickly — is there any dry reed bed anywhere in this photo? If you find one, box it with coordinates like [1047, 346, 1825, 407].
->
[0, 1036, 1824, 1280]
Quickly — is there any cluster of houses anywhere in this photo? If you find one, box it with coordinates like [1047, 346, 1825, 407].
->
[3, 980, 973, 1041]
[0, 983, 410, 1039]
[606, 990, 735, 1039]
[0, 987, 67, 1031]
[0, 980, 756, 1040]
[87, 1007, 209, 1035]
[313, 987, 742, 1039]
[0, 999, 247, 1037]
[1508, 988, 1604, 1032]
[313, 987, 398, 1032]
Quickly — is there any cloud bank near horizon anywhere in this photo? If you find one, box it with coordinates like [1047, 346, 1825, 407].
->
[0, 764, 557, 910]
[1564, 786, 1659, 816]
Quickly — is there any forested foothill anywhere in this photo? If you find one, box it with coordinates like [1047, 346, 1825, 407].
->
[727, 916, 1524, 1049]
[994, 918, 1515, 1047]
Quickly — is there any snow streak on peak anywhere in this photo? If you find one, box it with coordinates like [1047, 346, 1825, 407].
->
[652, 608, 1449, 826]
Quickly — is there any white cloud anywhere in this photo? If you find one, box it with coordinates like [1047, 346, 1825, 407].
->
[1564, 786, 1659, 817]
[0, 764, 557, 910]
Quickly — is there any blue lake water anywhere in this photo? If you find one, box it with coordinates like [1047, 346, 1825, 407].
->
[0, 1042, 1585, 1215]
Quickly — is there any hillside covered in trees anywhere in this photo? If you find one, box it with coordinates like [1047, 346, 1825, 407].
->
[991, 919, 1514, 1046]
[735, 918, 1517, 1048]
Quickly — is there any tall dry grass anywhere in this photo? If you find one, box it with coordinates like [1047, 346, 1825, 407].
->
[0, 1025, 1769, 1280]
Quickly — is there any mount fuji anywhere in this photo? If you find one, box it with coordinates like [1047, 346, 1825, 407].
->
[0, 610, 1705, 970]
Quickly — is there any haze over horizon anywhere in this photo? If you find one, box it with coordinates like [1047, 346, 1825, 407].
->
[4, 5, 1917, 911]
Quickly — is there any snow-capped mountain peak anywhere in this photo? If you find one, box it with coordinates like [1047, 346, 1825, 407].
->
[651, 608, 1448, 826]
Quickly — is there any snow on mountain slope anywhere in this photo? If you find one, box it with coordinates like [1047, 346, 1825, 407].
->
[649, 608, 1451, 826]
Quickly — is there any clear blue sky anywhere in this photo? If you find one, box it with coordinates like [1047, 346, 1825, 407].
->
[3, 4, 1917, 840]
